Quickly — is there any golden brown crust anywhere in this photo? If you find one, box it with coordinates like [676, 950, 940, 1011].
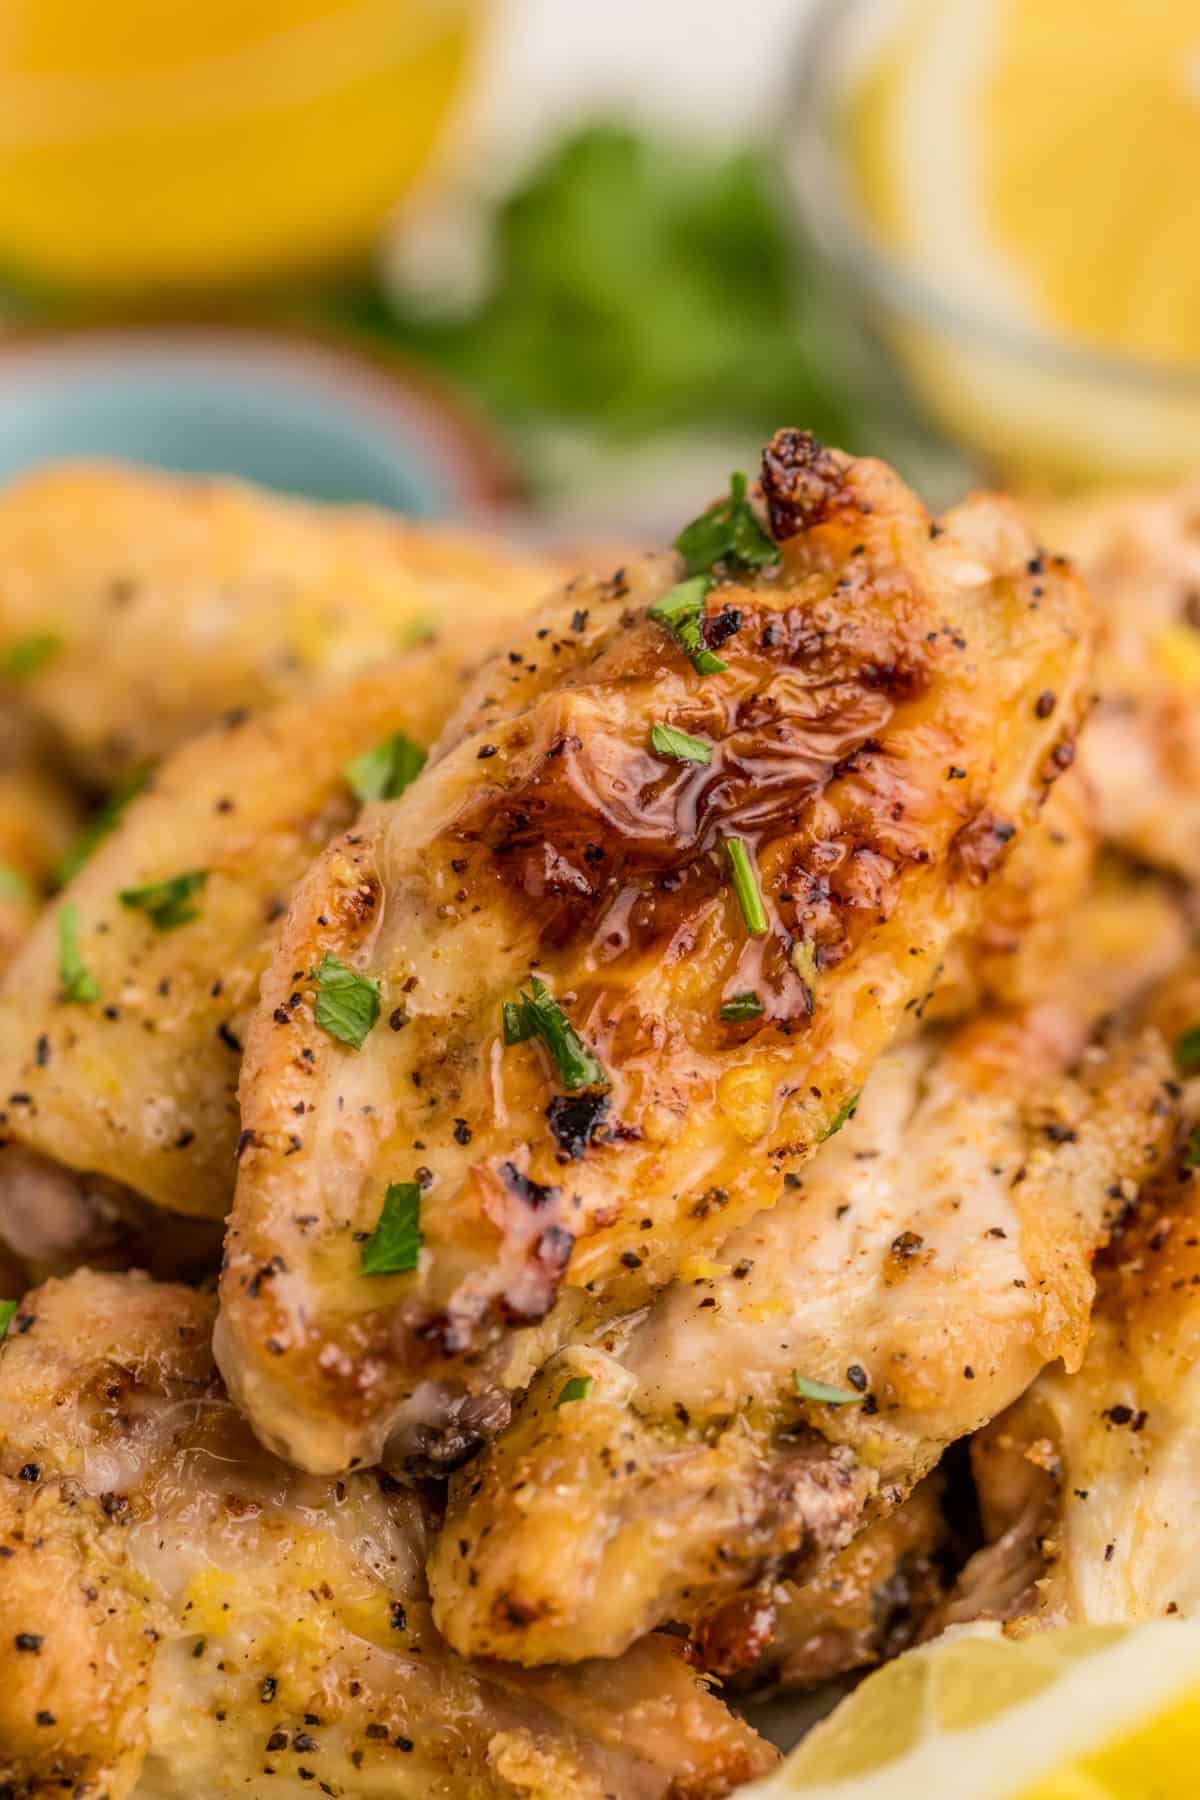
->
[218, 437, 1094, 1476]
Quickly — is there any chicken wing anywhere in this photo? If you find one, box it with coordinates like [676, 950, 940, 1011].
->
[217, 431, 1092, 1477]
[1034, 473, 1200, 881]
[0, 644, 499, 1224]
[961, 957, 1200, 1629]
[692, 1475, 950, 1691]
[0, 461, 564, 786]
[0, 1268, 773, 1800]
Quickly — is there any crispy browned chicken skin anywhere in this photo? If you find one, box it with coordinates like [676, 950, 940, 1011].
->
[0, 1270, 773, 1800]
[217, 432, 1092, 1477]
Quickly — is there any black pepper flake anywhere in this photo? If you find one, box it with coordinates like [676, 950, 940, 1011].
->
[293, 1733, 319, 1754]
[846, 1364, 868, 1392]
[237, 1129, 258, 1160]
[17, 1463, 40, 1483]
[946, 765, 967, 780]
[365, 1724, 389, 1740]
[1035, 690, 1057, 718]
[1105, 1403, 1135, 1425]
[34, 1034, 49, 1067]
[453, 1118, 472, 1145]
[390, 1602, 407, 1630]
[217, 1021, 243, 1054]
[266, 1732, 288, 1753]
[477, 744, 498, 760]
[35, 1710, 56, 1726]
[14, 1633, 43, 1652]
[546, 1090, 611, 1161]
[260, 1676, 277, 1702]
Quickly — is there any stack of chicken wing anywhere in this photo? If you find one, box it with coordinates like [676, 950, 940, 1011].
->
[0, 433, 1194, 1798]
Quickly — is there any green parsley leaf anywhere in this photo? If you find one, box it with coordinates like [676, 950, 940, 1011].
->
[650, 722, 712, 764]
[57, 902, 99, 1004]
[723, 836, 768, 937]
[675, 471, 781, 577]
[361, 1182, 422, 1275]
[0, 864, 33, 903]
[344, 733, 427, 805]
[119, 869, 208, 931]
[0, 1299, 17, 1342]
[313, 953, 381, 1051]
[502, 976, 609, 1092]
[719, 991, 764, 1023]
[1175, 1026, 1200, 1077]
[793, 1371, 862, 1406]
[648, 576, 728, 677]
[2, 630, 62, 680]
[502, 999, 536, 1045]
[555, 1374, 593, 1407]
[1184, 1126, 1200, 1169]
[57, 768, 153, 886]
[819, 1093, 861, 1144]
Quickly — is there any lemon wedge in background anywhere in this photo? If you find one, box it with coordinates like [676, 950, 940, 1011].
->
[848, 0, 1200, 483]
[741, 1621, 1200, 1798]
[0, 0, 482, 292]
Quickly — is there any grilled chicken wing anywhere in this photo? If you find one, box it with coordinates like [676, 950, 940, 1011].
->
[961, 959, 1200, 1629]
[0, 1269, 773, 1800]
[217, 433, 1092, 1480]
[0, 462, 563, 786]
[692, 1476, 950, 1691]
[426, 945, 1176, 1665]
[0, 645, 501, 1224]
[0, 716, 78, 972]
[1035, 474, 1200, 881]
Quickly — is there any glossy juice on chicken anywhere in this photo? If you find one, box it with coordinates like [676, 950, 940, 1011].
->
[0, 0, 483, 292]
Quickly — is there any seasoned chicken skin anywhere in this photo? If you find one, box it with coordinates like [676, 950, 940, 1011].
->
[964, 958, 1200, 1629]
[0, 644, 506, 1224]
[0, 1270, 773, 1800]
[427, 979, 1176, 1665]
[0, 462, 563, 785]
[217, 432, 1093, 1476]
[1035, 473, 1200, 881]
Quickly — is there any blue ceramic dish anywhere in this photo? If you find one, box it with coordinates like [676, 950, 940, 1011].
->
[0, 324, 517, 516]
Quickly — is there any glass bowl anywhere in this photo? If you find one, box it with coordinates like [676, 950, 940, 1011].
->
[782, 0, 1200, 489]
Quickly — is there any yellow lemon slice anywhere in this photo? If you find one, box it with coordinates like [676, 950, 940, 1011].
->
[853, 0, 1200, 367]
[847, 0, 1200, 483]
[0, 0, 482, 291]
[742, 1621, 1200, 1798]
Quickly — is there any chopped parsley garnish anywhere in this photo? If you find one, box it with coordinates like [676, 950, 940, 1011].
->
[57, 768, 153, 885]
[57, 903, 99, 1004]
[674, 471, 780, 578]
[313, 953, 380, 1050]
[344, 732, 427, 805]
[793, 1371, 862, 1406]
[0, 1299, 17, 1343]
[0, 864, 32, 903]
[502, 976, 610, 1092]
[2, 631, 62, 680]
[119, 869, 208, 931]
[648, 576, 728, 677]
[361, 1181, 422, 1275]
[1184, 1126, 1200, 1169]
[819, 1092, 860, 1143]
[723, 836, 768, 936]
[555, 1375, 593, 1406]
[720, 991, 764, 1022]
[1175, 1025, 1200, 1077]
[650, 722, 712, 765]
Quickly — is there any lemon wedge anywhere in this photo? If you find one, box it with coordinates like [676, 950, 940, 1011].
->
[847, 0, 1200, 483]
[741, 1621, 1200, 1798]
